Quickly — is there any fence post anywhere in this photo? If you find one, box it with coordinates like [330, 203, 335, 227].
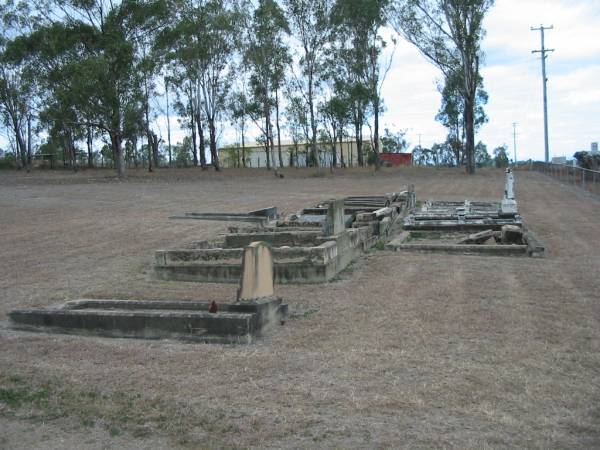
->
[570, 166, 573, 185]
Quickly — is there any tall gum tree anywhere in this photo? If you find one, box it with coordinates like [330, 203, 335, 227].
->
[391, 0, 494, 174]
[331, 0, 393, 170]
[9, 0, 169, 177]
[245, 0, 290, 172]
[284, 0, 333, 168]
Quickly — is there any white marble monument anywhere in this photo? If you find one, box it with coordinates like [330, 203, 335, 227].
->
[500, 168, 518, 216]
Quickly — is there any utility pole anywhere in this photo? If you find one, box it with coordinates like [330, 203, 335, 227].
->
[512, 122, 518, 165]
[531, 25, 554, 163]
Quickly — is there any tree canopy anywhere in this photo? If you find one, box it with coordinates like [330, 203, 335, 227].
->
[0, 0, 497, 175]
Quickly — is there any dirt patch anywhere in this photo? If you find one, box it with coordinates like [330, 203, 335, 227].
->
[1, 167, 599, 449]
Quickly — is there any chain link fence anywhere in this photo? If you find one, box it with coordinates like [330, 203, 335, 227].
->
[531, 162, 600, 197]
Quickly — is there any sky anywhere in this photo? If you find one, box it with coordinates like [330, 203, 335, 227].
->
[161, 0, 600, 162]
[2, 0, 599, 162]
[379, 0, 600, 161]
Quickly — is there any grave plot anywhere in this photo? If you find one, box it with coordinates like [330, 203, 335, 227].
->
[386, 170, 545, 257]
[10, 242, 287, 344]
[154, 188, 415, 284]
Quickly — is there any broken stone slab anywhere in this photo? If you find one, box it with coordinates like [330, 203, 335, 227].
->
[523, 230, 546, 257]
[457, 229, 500, 245]
[501, 225, 523, 245]
[237, 241, 275, 301]
[355, 207, 393, 222]
[248, 206, 278, 220]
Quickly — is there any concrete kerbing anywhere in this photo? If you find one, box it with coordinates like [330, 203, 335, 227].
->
[9, 297, 287, 344]
[387, 243, 528, 256]
[154, 227, 376, 284]
[523, 229, 546, 257]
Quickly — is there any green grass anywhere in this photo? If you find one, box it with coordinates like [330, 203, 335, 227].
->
[0, 387, 49, 409]
[0, 371, 242, 447]
[373, 239, 385, 251]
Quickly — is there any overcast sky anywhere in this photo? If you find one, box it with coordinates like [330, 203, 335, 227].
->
[382, 0, 600, 161]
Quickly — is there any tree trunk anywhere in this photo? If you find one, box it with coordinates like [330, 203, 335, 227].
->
[110, 131, 125, 177]
[275, 90, 283, 168]
[165, 78, 172, 167]
[308, 74, 319, 168]
[464, 95, 476, 175]
[339, 132, 345, 168]
[152, 134, 159, 169]
[132, 136, 138, 168]
[14, 121, 27, 170]
[349, 135, 353, 167]
[150, 132, 159, 170]
[190, 96, 198, 167]
[355, 118, 363, 166]
[195, 110, 207, 169]
[263, 102, 271, 170]
[208, 117, 220, 171]
[26, 115, 32, 171]
[241, 122, 246, 168]
[146, 134, 153, 172]
[87, 126, 94, 168]
[373, 95, 380, 170]
[331, 123, 337, 168]
[144, 76, 154, 172]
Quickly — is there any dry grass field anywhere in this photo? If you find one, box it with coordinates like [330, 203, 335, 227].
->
[0, 166, 599, 449]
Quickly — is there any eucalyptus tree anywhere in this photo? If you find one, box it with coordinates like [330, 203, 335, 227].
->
[435, 70, 488, 166]
[228, 89, 251, 168]
[0, 1, 40, 170]
[0, 40, 32, 170]
[390, 0, 494, 174]
[245, 0, 290, 170]
[331, 0, 393, 169]
[197, 0, 242, 171]
[320, 95, 350, 168]
[284, 0, 333, 168]
[284, 92, 310, 167]
[158, 0, 242, 171]
[7, 0, 170, 177]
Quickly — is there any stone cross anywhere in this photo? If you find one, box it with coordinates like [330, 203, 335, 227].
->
[237, 241, 274, 301]
[323, 199, 345, 236]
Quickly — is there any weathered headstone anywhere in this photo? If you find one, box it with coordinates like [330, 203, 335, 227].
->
[500, 168, 518, 216]
[237, 241, 274, 301]
[323, 199, 345, 236]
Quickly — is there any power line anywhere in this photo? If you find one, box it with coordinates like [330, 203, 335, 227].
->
[531, 24, 555, 163]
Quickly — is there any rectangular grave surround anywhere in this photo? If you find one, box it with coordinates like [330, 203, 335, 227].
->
[386, 227, 544, 257]
[9, 298, 287, 344]
[154, 227, 377, 284]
